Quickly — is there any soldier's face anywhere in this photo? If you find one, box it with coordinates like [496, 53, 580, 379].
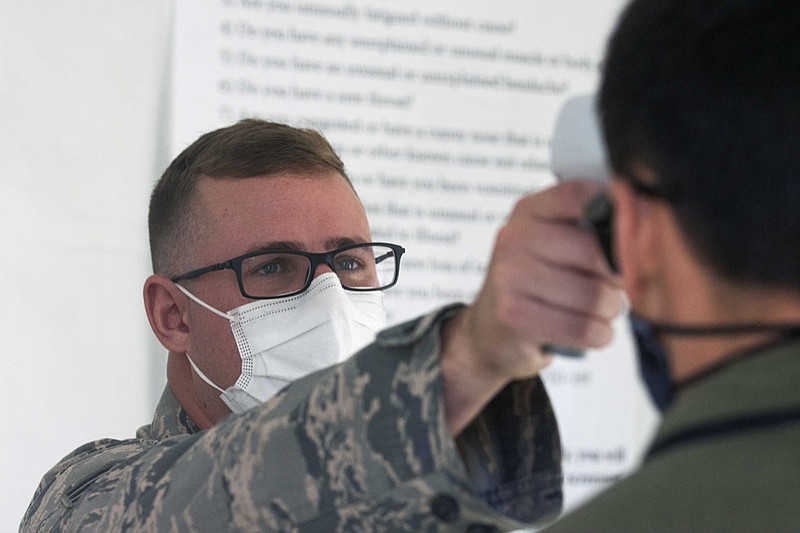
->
[181, 171, 372, 424]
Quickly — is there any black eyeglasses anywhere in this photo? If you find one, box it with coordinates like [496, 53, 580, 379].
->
[171, 242, 405, 300]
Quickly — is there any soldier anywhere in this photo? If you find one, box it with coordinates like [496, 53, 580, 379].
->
[22, 120, 619, 531]
[546, 0, 800, 530]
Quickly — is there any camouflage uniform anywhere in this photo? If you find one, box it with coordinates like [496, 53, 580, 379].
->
[21, 305, 562, 532]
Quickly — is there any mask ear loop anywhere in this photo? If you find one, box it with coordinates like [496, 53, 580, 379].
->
[174, 283, 231, 320]
[185, 352, 226, 394]
[173, 283, 232, 394]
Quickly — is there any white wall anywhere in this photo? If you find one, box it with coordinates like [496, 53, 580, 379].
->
[0, 2, 174, 528]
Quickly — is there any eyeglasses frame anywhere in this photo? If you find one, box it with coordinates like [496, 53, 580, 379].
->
[171, 241, 405, 300]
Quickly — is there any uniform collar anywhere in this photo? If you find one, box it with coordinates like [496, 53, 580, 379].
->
[136, 385, 201, 441]
[648, 337, 800, 459]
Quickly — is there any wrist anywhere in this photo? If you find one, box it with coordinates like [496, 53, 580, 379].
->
[440, 310, 510, 435]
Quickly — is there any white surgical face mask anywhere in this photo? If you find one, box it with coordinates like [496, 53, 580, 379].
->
[176, 272, 386, 414]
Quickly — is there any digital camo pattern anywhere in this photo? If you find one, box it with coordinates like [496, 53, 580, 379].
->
[21, 305, 562, 532]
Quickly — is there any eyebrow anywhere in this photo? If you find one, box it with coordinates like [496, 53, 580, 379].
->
[325, 236, 370, 250]
[242, 237, 370, 256]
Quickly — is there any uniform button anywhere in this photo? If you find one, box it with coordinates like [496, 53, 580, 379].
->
[466, 524, 500, 533]
[430, 494, 460, 523]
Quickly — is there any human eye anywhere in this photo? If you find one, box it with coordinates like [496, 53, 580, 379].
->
[334, 254, 365, 272]
[246, 256, 286, 277]
[334, 247, 380, 288]
[243, 253, 310, 281]
[241, 253, 309, 297]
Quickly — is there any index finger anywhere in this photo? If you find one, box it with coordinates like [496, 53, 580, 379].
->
[519, 179, 609, 222]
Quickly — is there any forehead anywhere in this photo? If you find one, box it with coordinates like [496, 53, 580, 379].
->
[192, 170, 370, 262]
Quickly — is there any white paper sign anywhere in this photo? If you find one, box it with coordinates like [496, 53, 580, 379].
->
[171, 0, 657, 511]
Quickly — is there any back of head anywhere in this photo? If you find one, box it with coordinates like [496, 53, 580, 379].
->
[148, 119, 351, 277]
[599, 0, 800, 290]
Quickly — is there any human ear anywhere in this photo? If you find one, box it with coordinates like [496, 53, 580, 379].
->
[611, 179, 663, 305]
[143, 274, 191, 354]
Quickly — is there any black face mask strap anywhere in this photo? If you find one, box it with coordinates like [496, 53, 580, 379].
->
[629, 315, 800, 413]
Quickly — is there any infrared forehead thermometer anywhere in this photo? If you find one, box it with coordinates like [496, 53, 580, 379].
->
[550, 93, 610, 182]
[551, 93, 617, 270]
[550, 94, 618, 273]
[544, 94, 615, 357]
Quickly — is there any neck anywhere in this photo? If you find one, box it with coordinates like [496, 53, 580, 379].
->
[167, 352, 216, 430]
[657, 285, 800, 382]
[664, 327, 796, 382]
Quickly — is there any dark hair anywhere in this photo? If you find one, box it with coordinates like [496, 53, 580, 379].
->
[599, 0, 800, 289]
[148, 119, 352, 276]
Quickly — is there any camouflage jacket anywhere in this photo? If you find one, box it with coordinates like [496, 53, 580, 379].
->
[21, 305, 562, 532]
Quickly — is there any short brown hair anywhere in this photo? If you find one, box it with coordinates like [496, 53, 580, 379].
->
[148, 119, 352, 276]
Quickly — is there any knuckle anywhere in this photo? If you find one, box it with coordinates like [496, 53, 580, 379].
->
[559, 314, 607, 348]
[494, 223, 516, 250]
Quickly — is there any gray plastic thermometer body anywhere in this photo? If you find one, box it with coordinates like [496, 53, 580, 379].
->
[544, 94, 611, 357]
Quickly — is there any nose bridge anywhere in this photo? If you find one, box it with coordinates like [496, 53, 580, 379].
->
[311, 251, 336, 278]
